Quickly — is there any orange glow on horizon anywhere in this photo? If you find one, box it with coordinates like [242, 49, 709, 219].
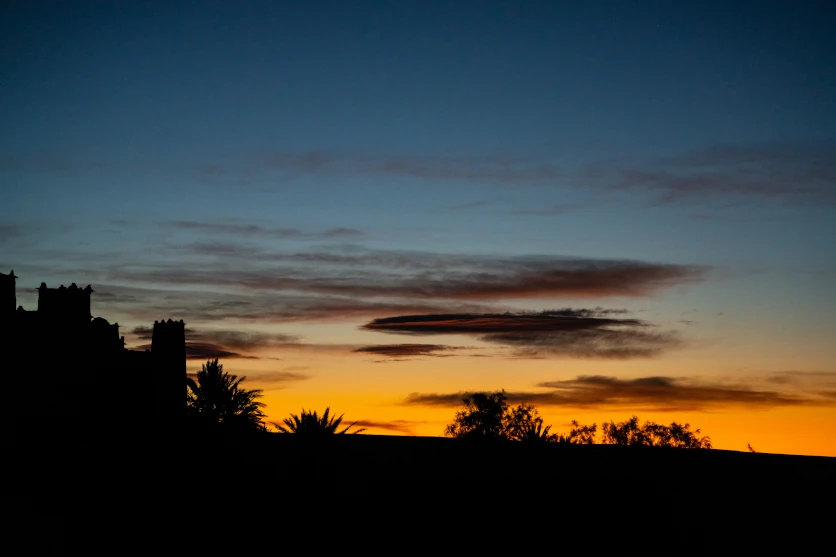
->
[184, 329, 836, 457]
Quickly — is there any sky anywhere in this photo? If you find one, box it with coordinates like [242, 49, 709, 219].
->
[2, 0, 835, 455]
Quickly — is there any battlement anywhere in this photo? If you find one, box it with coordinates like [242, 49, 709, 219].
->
[152, 319, 186, 357]
[37, 281, 93, 321]
[153, 318, 185, 329]
[7, 271, 187, 422]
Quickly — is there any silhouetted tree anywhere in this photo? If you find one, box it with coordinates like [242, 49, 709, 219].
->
[601, 416, 648, 446]
[186, 359, 266, 431]
[445, 391, 509, 440]
[555, 420, 598, 444]
[272, 407, 365, 435]
[504, 403, 554, 443]
[445, 391, 563, 443]
[445, 392, 710, 449]
[601, 416, 711, 448]
[663, 421, 712, 448]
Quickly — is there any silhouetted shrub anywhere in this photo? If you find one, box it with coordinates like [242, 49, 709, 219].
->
[600, 416, 711, 448]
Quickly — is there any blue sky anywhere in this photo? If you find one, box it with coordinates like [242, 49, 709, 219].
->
[2, 1, 835, 452]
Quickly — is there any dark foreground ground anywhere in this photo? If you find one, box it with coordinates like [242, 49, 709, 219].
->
[6, 427, 835, 555]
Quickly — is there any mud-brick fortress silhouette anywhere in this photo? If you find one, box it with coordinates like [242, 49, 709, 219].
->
[1, 270, 184, 422]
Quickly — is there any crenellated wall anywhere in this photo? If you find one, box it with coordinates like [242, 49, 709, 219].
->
[37, 282, 93, 323]
[5, 273, 186, 425]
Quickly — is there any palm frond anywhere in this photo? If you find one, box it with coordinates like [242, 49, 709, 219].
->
[273, 407, 364, 434]
[185, 359, 266, 430]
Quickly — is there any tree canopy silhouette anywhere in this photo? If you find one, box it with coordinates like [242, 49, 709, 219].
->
[272, 407, 365, 435]
[445, 391, 509, 440]
[186, 359, 266, 431]
[445, 391, 710, 449]
[600, 416, 711, 448]
[445, 391, 557, 442]
[503, 402, 554, 442]
[554, 420, 598, 444]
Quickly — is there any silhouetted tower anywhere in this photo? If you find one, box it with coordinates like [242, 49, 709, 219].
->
[37, 282, 93, 324]
[151, 319, 186, 420]
[1, 270, 15, 316]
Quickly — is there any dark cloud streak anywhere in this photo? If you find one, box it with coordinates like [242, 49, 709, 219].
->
[353, 344, 458, 358]
[112, 253, 703, 300]
[483, 329, 680, 359]
[185, 342, 252, 360]
[168, 221, 363, 240]
[246, 371, 311, 387]
[351, 419, 426, 435]
[193, 142, 836, 205]
[404, 375, 834, 411]
[131, 326, 300, 359]
[363, 310, 679, 359]
[600, 142, 836, 204]
[364, 309, 641, 334]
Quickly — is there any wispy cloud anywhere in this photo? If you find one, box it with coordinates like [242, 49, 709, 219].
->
[363, 309, 680, 359]
[194, 142, 836, 205]
[351, 419, 427, 435]
[446, 200, 491, 211]
[483, 329, 680, 359]
[0, 152, 126, 177]
[511, 204, 581, 216]
[192, 329, 299, 351]
[353, 344, 460, 358]
[9, 141, 833, 205]
[168, 221, 363, 240]
[245, 369, 311, 388]
[0, 224, 23, 242]
[131, 326, 299, 359]
[593, 142, 836, 205]
[765, 371, 836, 386]
[195, 150, 567, 187]
[186, 367, 310, 388]
[15, 244, 702, 333]
[184, 342, 256, 360]
[103, 284, 490, 325]
[404, 375, 836, 411]
[131, 325, 190, 340]
[111, 248, 704, 301]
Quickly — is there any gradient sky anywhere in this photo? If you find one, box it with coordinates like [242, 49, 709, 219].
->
[3, 1, 835, 455]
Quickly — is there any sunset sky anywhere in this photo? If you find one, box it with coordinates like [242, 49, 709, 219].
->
[2, 1, 835, 455]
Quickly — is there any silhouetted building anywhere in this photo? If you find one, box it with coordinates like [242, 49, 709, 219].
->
[151, 318, 186, 418]
[1, 270, 185, 427]
[1, 269, 15, 313]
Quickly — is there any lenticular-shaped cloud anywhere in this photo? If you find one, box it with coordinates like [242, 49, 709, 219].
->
[363, 310, 679, 359]
[353, 344, 458, 357]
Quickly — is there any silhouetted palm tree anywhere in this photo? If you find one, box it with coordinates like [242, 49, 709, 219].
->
[186, 359, 266, 431]
[272, 407, 365, 434]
